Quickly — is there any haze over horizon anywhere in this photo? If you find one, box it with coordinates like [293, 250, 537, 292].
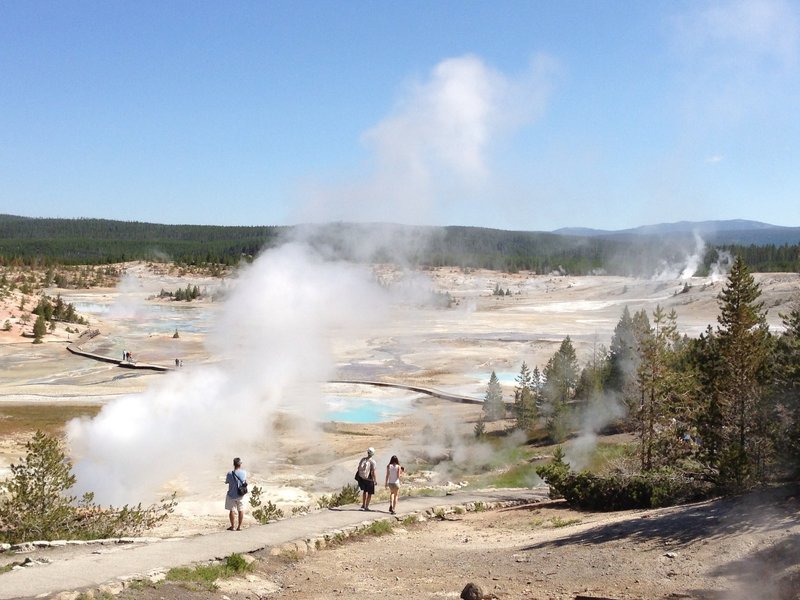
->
[2, 1, 799, 231]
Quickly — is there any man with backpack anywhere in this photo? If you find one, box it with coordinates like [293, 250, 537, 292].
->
[224, 457, 247, 530]
[356, 447, 377, 511]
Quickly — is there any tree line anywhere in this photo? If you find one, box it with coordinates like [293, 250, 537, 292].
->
[481, 256, 799, 507]
[1, 216, 798, 274]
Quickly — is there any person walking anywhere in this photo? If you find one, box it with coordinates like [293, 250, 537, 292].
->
[224, 457, 247, 530]
[385, 455, 404, 514]
[356, 447, 377, 511]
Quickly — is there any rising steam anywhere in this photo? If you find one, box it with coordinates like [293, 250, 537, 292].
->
[67, 243, 388, 506]
[294, 53, 558, 226]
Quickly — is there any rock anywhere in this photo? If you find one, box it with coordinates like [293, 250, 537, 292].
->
[240, 554, 257, 566]
[54, 592, 80, 600]
[461, 582, 484, 600]
[97, 582, 124, 596]
[148, 571, 167, 584]
[11, 542, 34, 553]
[0, 543, 11, 552]
[292, 541, 308, 557]
[665, 551, 677, 559]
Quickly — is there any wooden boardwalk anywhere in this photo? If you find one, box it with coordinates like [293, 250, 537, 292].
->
[66, 330, 172, 372]
[328, 379, 484, 404]
[65, 332, 492, 404]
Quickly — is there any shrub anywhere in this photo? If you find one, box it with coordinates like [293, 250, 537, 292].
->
[534, 446, 570, 499]
[363, 520, 394, 536]
[0, 431, 175, 543]
[318, 483, 361, 509]
[166, 553, 251, 591]
[249, 486, 284, 524]
[536, 461, 716, 511]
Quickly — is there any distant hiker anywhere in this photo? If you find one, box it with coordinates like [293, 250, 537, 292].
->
[385, 455, 405, 514]
[225, 457, 248, 530]
[175, 358, 179, 367]
[355, 447, 377, 511]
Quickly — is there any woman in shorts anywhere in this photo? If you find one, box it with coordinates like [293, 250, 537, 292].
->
[384, 455, 404, 514]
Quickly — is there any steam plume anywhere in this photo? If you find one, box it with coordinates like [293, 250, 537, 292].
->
[294, 53, 558, 226]
[68, 243, 388, 505]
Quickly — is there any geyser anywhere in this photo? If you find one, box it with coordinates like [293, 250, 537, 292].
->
[67, 242, 388, 506]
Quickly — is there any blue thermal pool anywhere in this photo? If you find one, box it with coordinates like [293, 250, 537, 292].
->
[323, 395, 414, 423]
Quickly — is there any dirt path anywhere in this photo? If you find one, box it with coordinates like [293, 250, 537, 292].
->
[230, 486, 800, 600]
[5, 486, 797, 600]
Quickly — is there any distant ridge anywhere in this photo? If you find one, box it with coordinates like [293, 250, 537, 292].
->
[553, 219, 800, 245]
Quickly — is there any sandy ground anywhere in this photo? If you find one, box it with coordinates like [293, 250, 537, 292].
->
[1, 265, 798, 514]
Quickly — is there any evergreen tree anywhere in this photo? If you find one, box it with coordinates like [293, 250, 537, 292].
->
[698, 256, 773, 488]
[482, 371, 505, 421]
[513, 362, 538, 431]
[0, 432, 76, 541]
[575, 342, 609, 403]
[607, 306, 650, 426]
[32, 314, 47, 343]
[774, 299, 800, 474]
[635, 305, 693, 471]
[607, 306, 636, 391]
[543, 336, 579, 442]
[0, 431, 176, 543]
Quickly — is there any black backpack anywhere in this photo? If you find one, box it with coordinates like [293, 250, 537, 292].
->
[232, 471, 248, 496]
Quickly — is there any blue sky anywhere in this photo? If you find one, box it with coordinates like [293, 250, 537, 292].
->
[1, 1, 798, 230]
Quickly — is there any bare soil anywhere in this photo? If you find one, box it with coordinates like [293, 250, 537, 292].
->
[101, 485, 800, 600]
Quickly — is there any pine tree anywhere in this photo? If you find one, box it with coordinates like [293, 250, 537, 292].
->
[0, 431, 176, 543]
[699, 256, 773, 488]
[607, 306, 636, 392]
[635, 305, 693, 471]
[513, 362, 538, 431]
[32, 314, 47, 343]
[0, 431, 78, 542]
[607, 307, 649, 426]
[774, 299, 800, 474]
[543, 337, 579, 442]
[482, 371, 505, 421]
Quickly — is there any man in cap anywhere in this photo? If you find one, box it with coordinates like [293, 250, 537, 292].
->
[356, 447, 377, 511]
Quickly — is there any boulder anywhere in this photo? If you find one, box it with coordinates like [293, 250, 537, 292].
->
[461, 582, 484, 600]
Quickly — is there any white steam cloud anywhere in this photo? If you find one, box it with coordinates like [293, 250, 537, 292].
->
[653, 232, 706, 281]
[68, 243, 389, 506]
[295, 53, 558, 225]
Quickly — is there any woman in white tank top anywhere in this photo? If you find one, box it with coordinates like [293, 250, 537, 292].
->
[385, 455, 404, 514]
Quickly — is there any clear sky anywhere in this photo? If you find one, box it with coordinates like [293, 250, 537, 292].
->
[1, 1, 798, 230]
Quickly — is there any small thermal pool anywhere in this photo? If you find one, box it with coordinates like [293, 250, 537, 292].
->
[323, 395, 414, 423]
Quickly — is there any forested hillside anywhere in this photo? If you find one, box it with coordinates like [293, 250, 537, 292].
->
[0, 215, 285, 265]
[0, 215, 798, 274]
